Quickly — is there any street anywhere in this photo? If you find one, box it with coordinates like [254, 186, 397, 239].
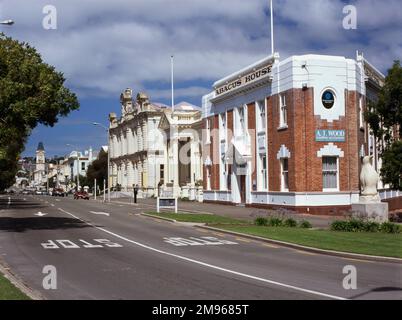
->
[0, 195, 401, 300]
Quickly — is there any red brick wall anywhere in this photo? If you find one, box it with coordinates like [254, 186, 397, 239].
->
[205, 87, 364, 196]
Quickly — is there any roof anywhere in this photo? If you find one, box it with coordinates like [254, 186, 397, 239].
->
[37, 142, 45, 151]
[173, 101, 202, 111]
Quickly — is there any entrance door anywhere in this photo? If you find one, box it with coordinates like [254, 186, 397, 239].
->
[240, 175, 246, 203]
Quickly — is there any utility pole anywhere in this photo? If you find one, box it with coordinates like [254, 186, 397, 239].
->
[94, 179, 97, 200]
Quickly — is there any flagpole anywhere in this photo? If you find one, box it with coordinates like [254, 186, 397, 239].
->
[171, 55, 174, 113]
[270, 0, 274, 55]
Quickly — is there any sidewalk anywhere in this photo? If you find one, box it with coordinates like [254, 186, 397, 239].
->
[111, 197, 345, 229]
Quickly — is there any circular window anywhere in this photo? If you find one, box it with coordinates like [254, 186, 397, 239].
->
[322, 90, 335, 109]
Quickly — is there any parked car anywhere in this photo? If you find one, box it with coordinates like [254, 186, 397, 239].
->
[35, 190, 43, 195]
[74, 191, 89, 200]
[52, 188, 65, 197]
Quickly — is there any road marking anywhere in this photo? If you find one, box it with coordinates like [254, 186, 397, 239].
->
[89, 211, 110, 217]
[41, 239, 123, 249]
[35, 212, 48, 217]
[57, 208, 346, 300]
[164, 237, 238, 247]
[50, 204, 55, 207]
[235, 237, 251, 243]
[55, 199, 61, 202]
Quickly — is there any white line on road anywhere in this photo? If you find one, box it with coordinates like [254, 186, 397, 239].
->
[34, 212, 48, 217]
[57, 208, 346, 300]
[89, 211, 110, 217]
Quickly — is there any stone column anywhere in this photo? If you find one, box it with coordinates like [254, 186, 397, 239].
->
[172, 137, 180, 197]
[127, 161, 134, 190]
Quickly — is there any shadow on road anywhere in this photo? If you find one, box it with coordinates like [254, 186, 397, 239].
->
[348, 286, 402, 299]
[0, 217, 92, 233]
[0, 198, 47, 210]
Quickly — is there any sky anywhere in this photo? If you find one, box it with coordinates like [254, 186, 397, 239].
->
[0, 0, 401, 158]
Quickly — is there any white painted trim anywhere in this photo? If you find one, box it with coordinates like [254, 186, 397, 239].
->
[277, 145, 291, 160]
[317, 143, 344, 158]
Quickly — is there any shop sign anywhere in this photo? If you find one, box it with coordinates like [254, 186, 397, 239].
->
[215, 64, 273, 97]
[315, 130, 346, 142]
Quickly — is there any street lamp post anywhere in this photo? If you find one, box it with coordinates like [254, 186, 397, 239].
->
[93, 122, 110, 203]
[66, 144, 80, 191]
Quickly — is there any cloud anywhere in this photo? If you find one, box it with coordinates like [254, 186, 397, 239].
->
[2, 0, 401, 157]
[2, 0, 400, 102]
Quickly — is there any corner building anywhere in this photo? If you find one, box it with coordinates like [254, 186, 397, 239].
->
[202, 53, 385, 214]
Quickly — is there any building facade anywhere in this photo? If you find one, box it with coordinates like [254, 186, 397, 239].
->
[109, 89, 203, 198]
[202, 53, 385, 214]
[158, 102, 203, 198]
[109, 89, 166, 196]
[33, 142, 46, 188]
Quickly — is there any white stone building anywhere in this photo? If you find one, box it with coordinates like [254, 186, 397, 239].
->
[109, 88, 203, 198]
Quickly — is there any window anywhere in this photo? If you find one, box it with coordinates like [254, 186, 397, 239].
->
[220, 113, 226, 131]
[160, 164, 164, 184]
[81, 162, 85, 171]
[322, 157, 338, 190]
[238, 106, 246, 134]
[206, 166, 211, 190]
[281, 158, 289, 191]
[257, 100, 266, 131]
[279, 94, 287, 127]
[259, 155, 268, 190]
[227, 165, 232, 190]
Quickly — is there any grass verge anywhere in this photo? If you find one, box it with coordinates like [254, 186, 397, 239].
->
[216, 225, 402, 258]
[0, 273, 30, 300]
[145, 212, 249, 225]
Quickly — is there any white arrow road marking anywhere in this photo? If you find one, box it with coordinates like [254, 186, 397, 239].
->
[35, 212, 48, 217]
[58, 207, 347, 300]
[89, 211, 110, 216]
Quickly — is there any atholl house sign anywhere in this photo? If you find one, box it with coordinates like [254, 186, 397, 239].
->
[315, 129, 346, 142]
[214, 63, 273, 97]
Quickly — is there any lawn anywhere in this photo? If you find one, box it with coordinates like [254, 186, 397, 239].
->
[145, 211, 249, 225]
[0, 273, 30, 300]
[216, 225, 402, 258]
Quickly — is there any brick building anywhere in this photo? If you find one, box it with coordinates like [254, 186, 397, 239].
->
[202, 53, 385, 214]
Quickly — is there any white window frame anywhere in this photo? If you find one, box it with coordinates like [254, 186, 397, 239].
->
[257, 100, 266, 132]
[258, 154, 268, 191]
[219, 112, 227, 190]
[206, 166, 211, 190]
[322, 156, 339, 192]
[279, 94, 288, 128]
[236, 105, 247, 136]
[280, 158, 289, 192]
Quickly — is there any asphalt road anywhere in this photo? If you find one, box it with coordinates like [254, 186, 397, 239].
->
[0, 194, 401, 300]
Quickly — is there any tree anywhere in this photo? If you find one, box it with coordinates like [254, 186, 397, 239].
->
[86, 149, 108, 190]
[0, 33, 79, 190]
[366, 61, 402, 190]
